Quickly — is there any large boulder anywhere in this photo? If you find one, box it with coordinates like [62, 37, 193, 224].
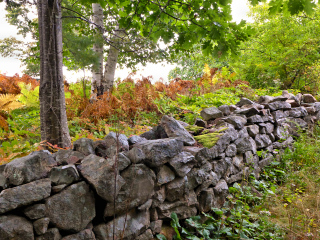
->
[104, 164, 156, 217]
[77, 154, 125, 202]
[0, 215, 34, 240]
[0, 178, 51, 214]
[4, 151, 56, 186]
[46, 181, 96, 232]
[94, 209, 150, 240]
[127, 139, 183, 167]
[160, 115, 196, 146]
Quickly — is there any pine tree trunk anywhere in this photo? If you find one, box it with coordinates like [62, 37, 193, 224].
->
[37, 0, 71, 148]
[103, 26, 125, 92]
[91, 3, 104, 98]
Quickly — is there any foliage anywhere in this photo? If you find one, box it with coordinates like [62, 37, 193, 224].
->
[18, 82, 40, 107]
[231, 3, 320, 92]
[0, 74, 39, 95]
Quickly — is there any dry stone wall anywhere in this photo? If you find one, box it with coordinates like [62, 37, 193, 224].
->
[0, 91, 319, 240]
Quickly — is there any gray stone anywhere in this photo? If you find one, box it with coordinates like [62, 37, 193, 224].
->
[36, 228, 61, 240]
[213, 128, 239, 153]
[265, 123, 274, 134]
[93, 140, 108, 158]
[54, 149, 85, 165]
[104, 132, 129, 157]
[161, 115, 196, 146]
[166, 177, 187, 202]
[248, 114, 264, 123]
[199, 188, 215, 212]
[225, 144, 237, 157]
[213, 180, 229, 208]
[117, 152, 131, 171]
[313, 102, 320, 112]
[128, 135, 147, 145]
[289, 107, 308, 118]
[104, 164, 155, 217]
[272, 110, 287, 121]
[34, 217, 50, 235]
[195, 171, 219, 194]
[255, 134, 272, 149]
[150, 220, 163, 234]
[183, 146, 202, 156]
[227, 167, 250, 184]
[270, 96, 288, 102]
[236, 98, 254, 107]
[136, 229, 154, 240]
[218, 105, 231, 116]
[213, 160, 228, 179]
[150, 208, 158, 221]
[50, 164, 80, 186]
[157, 165, 175, 185]
[140, 128, 157, 140]
[61, 229, 96, 240]
[151, 187, 166, 208]
[234, 106, 259, 117]
[157, 201, 197, 220]
[127, 139, 183, 167]
[233, 155, 244, 170]
[226, 115, 247, 129]
[152, 125, 169, 139]
[77, 154, 125, 202]
[234, 136, 257, 154]
[238, 127, 249, 138]
[169, 152, 195, 177]
[303, 94, 316, 103]
[246, 125, 259, 137]
[200, 107, 223, 121]
[52, 184, 67, 193]
[259, 155, 274, 168]
[4, 151, 56, 186]
[0, 178, 51, 214]
[73, 138, 95, 156]
[194, 118, 207, 128]
[305, 106, 316, 115]
[287, 117, 308, 129]
[0, 215, 34, 240]
[24, 204, 47, 220]
[0, 164, 7, 189]
[186, 168, 207, 190]
[258, 95, 274, 104]
[274, 125, 290, 140]
[177, 120, 189, 127]
[195, 147, 215, 165]
[46, 181, 96, 232]
[244, 151, 259, 165]
[267, 101, 291, 111]
[94, 210, 150, 240]
[229, 104, 239, 112]
[138, 199, 153, 211]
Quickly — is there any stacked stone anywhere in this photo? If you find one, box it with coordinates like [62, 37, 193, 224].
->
[0, 92, 319, 240]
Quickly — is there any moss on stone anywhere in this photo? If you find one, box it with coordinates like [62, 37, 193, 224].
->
[185, 125, 204, 134]
[194, 132, 222, 148]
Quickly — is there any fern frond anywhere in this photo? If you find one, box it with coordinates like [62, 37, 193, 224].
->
[0, 94, 24, 111]
[0, 114, 8, 131]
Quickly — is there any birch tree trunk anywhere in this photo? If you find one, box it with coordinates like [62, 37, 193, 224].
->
[103, 27, 125, 92]
[91, 3, 104, 98]
[37, 0, 71, 148]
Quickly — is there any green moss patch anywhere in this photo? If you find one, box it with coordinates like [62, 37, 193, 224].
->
[194, 132, 222, 148]
[185, 125, 204, 134]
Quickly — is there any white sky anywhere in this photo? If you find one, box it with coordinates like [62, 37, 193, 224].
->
[0, 1, 251, 82]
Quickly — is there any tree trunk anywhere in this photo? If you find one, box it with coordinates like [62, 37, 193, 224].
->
[103, 26, 125, 92]
[91, 3, 104, 98]
[37, 0, 71, 148]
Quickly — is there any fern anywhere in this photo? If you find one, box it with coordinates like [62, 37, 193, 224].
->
[18, 82, 39, 107]
[0, 94, 24, 111]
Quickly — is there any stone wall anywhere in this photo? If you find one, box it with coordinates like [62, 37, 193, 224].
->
[0, 91, 319, 240]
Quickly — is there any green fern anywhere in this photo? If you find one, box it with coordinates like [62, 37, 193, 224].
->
[18, 82, 39, 107]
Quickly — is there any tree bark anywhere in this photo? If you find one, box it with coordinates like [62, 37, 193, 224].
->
[91, 3, 104, 98]
[103, 26, 125, 92]
[37, 0, 71, 148]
